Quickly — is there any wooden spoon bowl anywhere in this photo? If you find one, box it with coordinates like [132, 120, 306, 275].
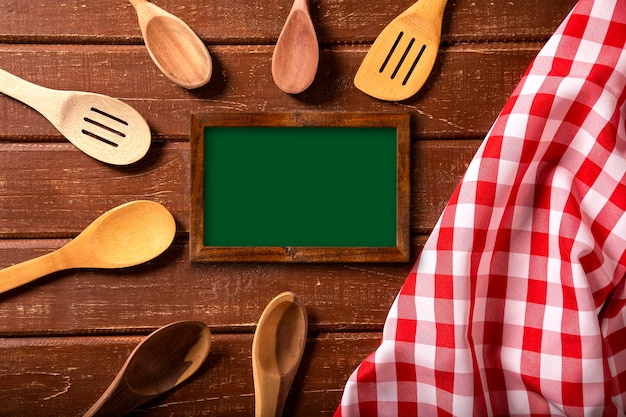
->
[70, 200, 176, 268]
[272, 0, 319, 94]
[83, 321, 211, 416]
[252, 291, 308, 417]
[129, 0, 212, 89]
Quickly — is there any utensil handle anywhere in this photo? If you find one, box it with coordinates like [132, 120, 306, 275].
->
[83, 378, 155, 417]
[254, 373, 285, 417]
[0, 251, 64, 295]
[406, 0, 447, 20]
[0, 68, 63, 121]
[292, 0, 309, 11]
[128, 0, 160, 21]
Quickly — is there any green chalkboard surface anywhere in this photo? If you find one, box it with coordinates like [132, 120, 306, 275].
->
[190, 112, 410, 263]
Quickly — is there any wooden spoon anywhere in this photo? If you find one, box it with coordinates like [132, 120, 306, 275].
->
[83, 321, 211, 417]
[0, 200, 176, 295]
[354, 0, 448, 101]
[0, 68, 151, 165]
[271, 0, 319, 94]
[129, 0, 212, 89]
[252, 291, 308, 417]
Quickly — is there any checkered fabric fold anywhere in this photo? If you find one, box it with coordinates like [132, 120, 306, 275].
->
[336, 0, 626, 415]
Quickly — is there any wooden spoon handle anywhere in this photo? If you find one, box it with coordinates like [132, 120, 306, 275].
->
[83, 381, 155, 417]
[405, 0, 447, 20]
[0, 251, 65, 295]
[254, 372, 284, 417]
[0, 68, 63, 121]
[127, 0, 148, 7]
[292, 0, 309, 11]
[128, 0, 160, 21]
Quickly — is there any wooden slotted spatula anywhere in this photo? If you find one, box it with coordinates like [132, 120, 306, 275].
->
[0, 68, 151, 165]
[354, 0, 448, 101]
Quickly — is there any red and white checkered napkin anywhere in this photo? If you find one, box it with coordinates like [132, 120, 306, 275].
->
[336, 0, 626, 415]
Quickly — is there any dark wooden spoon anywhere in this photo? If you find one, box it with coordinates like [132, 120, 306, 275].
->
[83, 321, 211, 417]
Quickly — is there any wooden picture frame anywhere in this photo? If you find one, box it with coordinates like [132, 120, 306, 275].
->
[190, 112, 410, 263]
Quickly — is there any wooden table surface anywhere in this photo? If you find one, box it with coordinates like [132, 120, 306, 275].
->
[0, 0, 577, 415]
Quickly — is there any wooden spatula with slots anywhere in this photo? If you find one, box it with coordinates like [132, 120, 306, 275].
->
[354, 0, 447, 101]
[0, 68, 151, 165]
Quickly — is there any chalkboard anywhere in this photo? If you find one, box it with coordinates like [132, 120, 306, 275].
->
[190, 112, 410, 262]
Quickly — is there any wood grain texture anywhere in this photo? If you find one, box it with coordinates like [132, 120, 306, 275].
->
[0, 0, 579, 414]
[0, 0, 576, 44]
[0, 238, 418, 336]
[0, 332, 380, 416]
[0, 44, 539, 140]
[0, 140, 480, 238]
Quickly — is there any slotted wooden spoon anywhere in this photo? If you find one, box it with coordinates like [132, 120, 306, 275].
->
[252, 291, 308, 417]
[0, 68, 151, 165]
[129, 0, 212, 89]
[83, 321, 211, 417]
[272, 0, 319, 94]
[0, 200, 176, 295]
[354, 0, 448, 101]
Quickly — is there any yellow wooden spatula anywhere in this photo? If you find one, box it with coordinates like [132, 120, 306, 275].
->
[354, 0, 448, 101]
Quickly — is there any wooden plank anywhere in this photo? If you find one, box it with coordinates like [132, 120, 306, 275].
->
[0, 142, 190, 238]
[0, 237, 418, 335]
[0, 140, 481, 238]
[411, 139, 480, 229]
[0, 332, 381, 416]
[0, 44, 537, 140]
[0, 0, 577, 44]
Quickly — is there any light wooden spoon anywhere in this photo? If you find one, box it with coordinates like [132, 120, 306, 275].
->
[0, 200, 176, 295]
[0, 68, 151, 165]
[252, 291, 308, 417]
[129, 0, 212, 89]
[272, 0, 319, 94]
[83, 321, 211, 417]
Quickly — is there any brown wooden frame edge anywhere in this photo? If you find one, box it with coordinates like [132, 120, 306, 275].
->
[189, 111, 411, 263]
